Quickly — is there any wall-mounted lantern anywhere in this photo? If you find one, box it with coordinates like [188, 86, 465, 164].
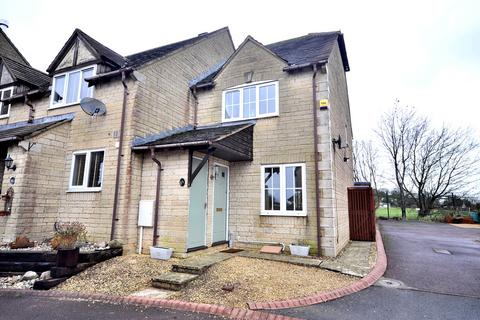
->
[4, 155, 16, 171]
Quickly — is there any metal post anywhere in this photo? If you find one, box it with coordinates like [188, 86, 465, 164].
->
[386, 191, 390, 220]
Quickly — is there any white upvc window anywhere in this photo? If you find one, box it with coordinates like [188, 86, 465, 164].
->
[0, 87, 13, 118]
[222, 80, 279, 122]
[50, 65, 96, 108]
[261, 163, 307, 216]
[69, 149, 105, 192]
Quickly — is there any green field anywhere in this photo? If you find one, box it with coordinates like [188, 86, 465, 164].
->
[376, 207, 418, 220]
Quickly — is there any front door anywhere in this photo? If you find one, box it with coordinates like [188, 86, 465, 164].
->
[212, 165, 228, 244]
[187, 158, 208, 249]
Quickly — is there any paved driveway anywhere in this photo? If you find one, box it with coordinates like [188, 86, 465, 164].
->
[274, 221, 480, 319]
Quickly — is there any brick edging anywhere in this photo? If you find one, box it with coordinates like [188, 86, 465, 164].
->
[247, 229, 387, 310]
[0, 288, 298, 320]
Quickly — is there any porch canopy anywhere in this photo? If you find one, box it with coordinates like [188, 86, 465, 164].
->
[132, 121, 254, 187]
[132, 120, 254, 161]
[0, 113, 74, 143]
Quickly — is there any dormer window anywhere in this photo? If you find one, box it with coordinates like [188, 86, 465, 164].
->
[50, 65, 96, 108]
[0, 87, 13, 118]
[222, 80, 279, 122]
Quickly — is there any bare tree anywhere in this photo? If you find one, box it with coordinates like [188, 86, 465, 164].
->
[406, 125, 480, 216]
[377, 101, 417, 221]
[353, 140, 381, 207]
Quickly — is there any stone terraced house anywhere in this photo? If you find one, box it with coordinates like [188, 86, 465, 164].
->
[0, 27, 353, 257]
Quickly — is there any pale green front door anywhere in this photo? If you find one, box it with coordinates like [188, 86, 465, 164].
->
[187, 158, 208, 249]
[212, 165, 228, 244]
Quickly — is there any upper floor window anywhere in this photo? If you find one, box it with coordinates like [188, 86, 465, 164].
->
[261, 163, 307, 216]
[69, 149, 104, 192]
[0, 87, 13, 118]
[222, 81, 279, 122]
[50, 66, 96, 108]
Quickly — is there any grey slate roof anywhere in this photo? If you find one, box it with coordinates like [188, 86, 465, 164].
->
[192, 31, 349, 87]
[0, 113, 74, 143]
[266, 32, 350, 71]
[126, 27, 229, 68]
[2, 57, 51, 88]
[133, 121, 254, 148]
[0, 29, 30, 66]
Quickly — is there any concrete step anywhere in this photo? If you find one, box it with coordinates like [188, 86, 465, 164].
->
[172, 252, 232, 275]
[152, 272, 199, 291]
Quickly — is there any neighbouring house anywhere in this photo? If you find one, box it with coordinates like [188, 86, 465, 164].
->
[0, 27, 235, 251]
[0, 27, 353, 257]
[133, 32, 353, 257]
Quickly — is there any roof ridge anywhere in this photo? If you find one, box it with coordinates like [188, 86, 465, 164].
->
[125, 27, 230, 67]
[0, 28, 31, 66]
[266, 31, 340, 47]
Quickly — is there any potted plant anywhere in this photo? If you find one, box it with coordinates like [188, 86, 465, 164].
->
[51, 221, 87, 268]
[289, 240, 310, 257]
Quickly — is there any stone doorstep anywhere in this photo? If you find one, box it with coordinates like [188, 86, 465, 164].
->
[171, 252, 233, 275]
[152, 272, 199, 291]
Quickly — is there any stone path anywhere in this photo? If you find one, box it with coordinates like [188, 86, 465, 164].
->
[320, 241, 374, 277]
[237, 251, 323, 267]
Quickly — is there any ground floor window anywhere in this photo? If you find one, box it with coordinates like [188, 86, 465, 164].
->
[69, 149, 104, 191]
[261, 163, 306, 216]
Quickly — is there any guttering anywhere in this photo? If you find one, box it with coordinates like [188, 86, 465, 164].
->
[110, 70, 129, 241]
[312, 64, 322, 257]
[283, 60, 327, 72]
[86, 67, 134, 85]
[132, 140, 210, 151]
[150, 147, 162, 247]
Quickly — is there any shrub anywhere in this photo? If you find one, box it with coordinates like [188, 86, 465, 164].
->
[51, 221, 87, 250]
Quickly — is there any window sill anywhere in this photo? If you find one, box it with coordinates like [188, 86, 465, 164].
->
[49, 102, 81, 110]
[260, 211, 307, 217]
[66, 188, 102, 193]
[0, 114, 9, 119]
[222, 114, 279, 123]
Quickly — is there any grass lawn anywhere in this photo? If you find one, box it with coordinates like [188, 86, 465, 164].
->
[376, 207, 418, 220]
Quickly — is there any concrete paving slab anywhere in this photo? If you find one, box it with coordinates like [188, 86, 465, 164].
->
[152, 272, 199, 291]
[172, 252, 233, 274]
[320, 241, 374, 277]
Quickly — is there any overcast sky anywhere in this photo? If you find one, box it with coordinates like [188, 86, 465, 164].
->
[1, 0, 479, 191]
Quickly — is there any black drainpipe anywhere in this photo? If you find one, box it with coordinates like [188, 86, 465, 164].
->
[312, 64, 322, 257]
[150, 147, 162, 246]
[110, 71, 129, 241]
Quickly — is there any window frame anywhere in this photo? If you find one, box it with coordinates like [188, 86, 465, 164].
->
[260, 163, 307, 217]
[222, 80, 279, 122]
[0, 86, 14, 119]
[68, 148, 105, 192]
[49, 65, 97, 109]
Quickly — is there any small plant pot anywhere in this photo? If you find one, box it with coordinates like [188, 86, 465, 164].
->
[289, 244, 310, 257]
[57, 247, 79, 267]
[150, 246, 173, 260]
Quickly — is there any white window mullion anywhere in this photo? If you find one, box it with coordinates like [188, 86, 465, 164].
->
[280, 165, 286, 212]
[77, 70, 83, 102]
[83, 151, 91, 188]
[256, 86, 260, 119]
[239, 87, 244, 119]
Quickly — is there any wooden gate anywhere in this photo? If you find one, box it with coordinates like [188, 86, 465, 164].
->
[348, 186, 376, 241]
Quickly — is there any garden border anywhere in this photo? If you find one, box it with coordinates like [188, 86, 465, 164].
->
[247, 229, 387, 310]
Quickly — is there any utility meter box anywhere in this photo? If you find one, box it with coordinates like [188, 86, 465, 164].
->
[138, 200, 154, 227]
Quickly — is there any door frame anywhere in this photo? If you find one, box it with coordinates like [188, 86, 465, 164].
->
[187, 156, 209, 251]
[211, 162, 229, 245]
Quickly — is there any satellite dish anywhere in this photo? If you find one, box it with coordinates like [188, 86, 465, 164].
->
[80, 97, 106, 116]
